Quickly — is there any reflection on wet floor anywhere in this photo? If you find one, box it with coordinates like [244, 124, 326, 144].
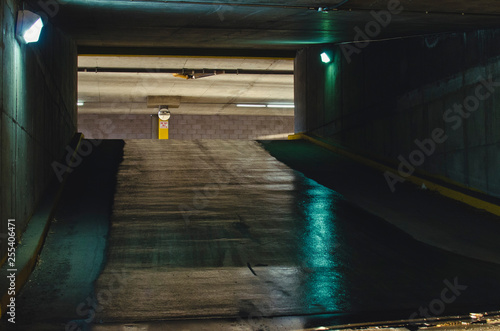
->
[299, 180, 345, 313]
[7, 139, 500, 330]
[94, 140, 500, 324]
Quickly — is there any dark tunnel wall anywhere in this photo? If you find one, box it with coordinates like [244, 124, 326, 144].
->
[1, 0, 77, 261]
[295, 29, 500, 198]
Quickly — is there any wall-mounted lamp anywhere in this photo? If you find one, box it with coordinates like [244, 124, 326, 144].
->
[158, 105, 171, 121]
[320, 52, 331, 64]
[16, 10, 44, 44]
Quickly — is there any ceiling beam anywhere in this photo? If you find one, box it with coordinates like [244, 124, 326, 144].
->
[78, 67, 294, 75]
[77, 46, 296, 59]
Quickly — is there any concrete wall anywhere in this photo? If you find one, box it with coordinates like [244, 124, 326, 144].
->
[79, 113, 294, 140]
[1, 0, 77, 260]
[295, 29, 500, 197]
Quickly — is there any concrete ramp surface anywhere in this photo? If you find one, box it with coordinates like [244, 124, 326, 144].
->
[92, 140, 500, 325]
[5, 139, 500, 330]
[95, 140, 333, 321]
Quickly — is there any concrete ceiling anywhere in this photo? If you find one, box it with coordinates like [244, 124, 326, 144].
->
[77, 56, 295, 116]
[56, 0, 500, 118]
[27, 0, 500, 53]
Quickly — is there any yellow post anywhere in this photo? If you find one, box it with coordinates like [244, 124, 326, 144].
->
[158, 118, 169, 139]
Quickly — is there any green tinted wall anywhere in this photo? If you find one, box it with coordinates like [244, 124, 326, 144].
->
[0, 0, 77, 261]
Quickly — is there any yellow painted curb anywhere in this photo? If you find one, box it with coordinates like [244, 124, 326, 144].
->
[287, 133, 303, 140]
[291, 133, 500, 217]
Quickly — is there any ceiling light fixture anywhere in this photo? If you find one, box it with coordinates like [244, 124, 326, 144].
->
[267, 104, 295, 108]
[16, 10, 44, 44]
[158, 105, 171, 120]
[77, 101, 84, 106]
[236, 104, 266, 108]
[320, 52, 331, 63]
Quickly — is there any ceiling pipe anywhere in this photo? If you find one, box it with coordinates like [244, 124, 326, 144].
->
[96, 0, 344, 10]
[78, 67, 294, 75]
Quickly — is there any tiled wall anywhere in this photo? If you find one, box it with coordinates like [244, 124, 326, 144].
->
[78, 114, 294, 140]
[78, 114, 154, 139]
[169, 114, 294, 139]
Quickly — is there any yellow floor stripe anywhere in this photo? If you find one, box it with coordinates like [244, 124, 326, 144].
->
[289, 133, 500, 217]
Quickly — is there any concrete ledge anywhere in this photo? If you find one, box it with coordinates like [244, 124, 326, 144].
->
[289, 133, 500, 217]
[0, 133, 83, 318]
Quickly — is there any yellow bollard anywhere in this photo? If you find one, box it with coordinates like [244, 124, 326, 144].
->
[158, 118, 169, 139]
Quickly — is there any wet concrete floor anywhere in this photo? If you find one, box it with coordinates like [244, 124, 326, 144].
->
[0, 140, 123, 330]
[94, 140, 500, 325]
[4, 139, 500, 330]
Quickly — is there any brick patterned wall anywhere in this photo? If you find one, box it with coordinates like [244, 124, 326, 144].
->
[170, 114, 294, 139]
[78, 114, 154, 139]
[79, 114, 294, 140]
